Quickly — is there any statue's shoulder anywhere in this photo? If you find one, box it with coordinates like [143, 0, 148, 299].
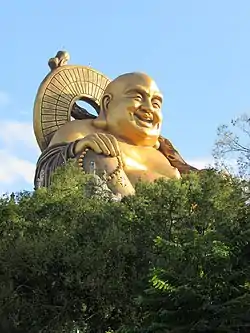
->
[49, 119, 94, 146]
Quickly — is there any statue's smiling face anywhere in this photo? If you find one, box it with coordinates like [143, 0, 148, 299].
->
[103, 73, 163, 146]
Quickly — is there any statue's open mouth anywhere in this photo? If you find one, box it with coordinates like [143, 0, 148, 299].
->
[134, 112, 154, 128]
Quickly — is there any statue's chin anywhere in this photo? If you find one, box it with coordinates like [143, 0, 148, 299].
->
[133, 123, 160, 142]
[105, 120, 160, 146]
[120, 130, 159, 147]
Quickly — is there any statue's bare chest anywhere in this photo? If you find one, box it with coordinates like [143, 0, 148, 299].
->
[118, 142, 180, 179]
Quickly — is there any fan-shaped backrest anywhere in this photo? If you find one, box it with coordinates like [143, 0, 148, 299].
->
[33, 63, 111, 151]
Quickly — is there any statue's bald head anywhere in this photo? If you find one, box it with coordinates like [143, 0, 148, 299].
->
[104, 72, 159, 96]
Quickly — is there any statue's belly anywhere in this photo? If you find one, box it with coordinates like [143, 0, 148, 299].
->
[122, 147, 181, 185]
[125, 167, 180, 186]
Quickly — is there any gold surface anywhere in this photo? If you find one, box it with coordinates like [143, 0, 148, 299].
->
[33, 51, 197, 194]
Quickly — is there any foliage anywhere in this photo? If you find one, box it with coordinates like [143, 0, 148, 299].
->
[213, 113, 250, 179]
[0, 164, 249, 333]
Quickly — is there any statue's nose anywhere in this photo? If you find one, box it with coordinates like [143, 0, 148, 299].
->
[140, 101, 154, 113]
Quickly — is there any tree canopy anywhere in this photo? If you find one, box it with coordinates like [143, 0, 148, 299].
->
[0, 163, 249, 333]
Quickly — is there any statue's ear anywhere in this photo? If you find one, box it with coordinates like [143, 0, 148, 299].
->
[93, 93, 112, 130]
[100, 93, 112, 115]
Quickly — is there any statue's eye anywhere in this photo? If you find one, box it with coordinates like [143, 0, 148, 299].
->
[134, 94, 143, 101]
[152, 100, 161, 108]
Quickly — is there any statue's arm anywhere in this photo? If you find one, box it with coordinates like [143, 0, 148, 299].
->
[34, 141, 135, 197]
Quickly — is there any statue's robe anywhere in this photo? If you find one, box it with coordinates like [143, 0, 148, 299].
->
[34, 136, 198, 189]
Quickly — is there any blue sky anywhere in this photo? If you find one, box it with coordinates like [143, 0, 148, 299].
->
[0, 0, 249, 193]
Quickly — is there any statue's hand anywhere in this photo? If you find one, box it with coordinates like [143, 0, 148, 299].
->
[74, 133, 121, 157]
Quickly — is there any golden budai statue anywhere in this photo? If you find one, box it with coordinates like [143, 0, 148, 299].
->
[33, 51, 198, 197]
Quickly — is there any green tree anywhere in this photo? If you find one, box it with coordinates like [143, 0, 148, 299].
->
[122, 171, 250, 333]
[0, 164, 249, 333]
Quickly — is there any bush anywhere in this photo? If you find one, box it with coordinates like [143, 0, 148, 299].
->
[0, 165, 249, 332]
